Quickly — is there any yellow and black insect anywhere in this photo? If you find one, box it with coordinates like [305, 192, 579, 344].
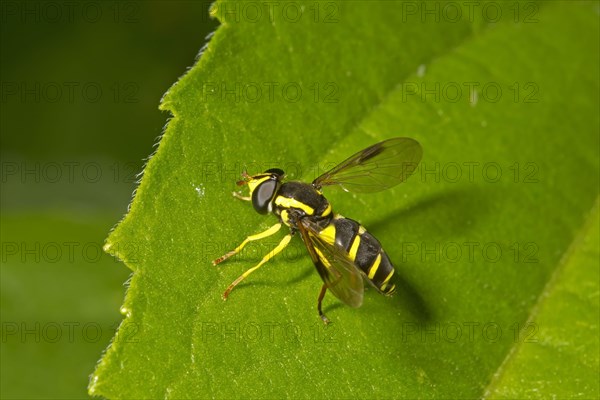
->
[213, 137, 422, 323]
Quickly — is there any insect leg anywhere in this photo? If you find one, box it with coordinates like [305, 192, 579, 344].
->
[212, 223, 282, 266]
[317, 284, 330, 325]
[222, 233, 292, 300]
[232, 191, 251, 201]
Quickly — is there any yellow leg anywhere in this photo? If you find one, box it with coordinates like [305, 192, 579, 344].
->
[233, 191, 251, 201]
[222, 233, 292, 300]
[212, 223, 282, 266]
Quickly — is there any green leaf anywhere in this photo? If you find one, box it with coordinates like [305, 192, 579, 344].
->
[484, 201, 600, 398]
[90, 1, 600, 398]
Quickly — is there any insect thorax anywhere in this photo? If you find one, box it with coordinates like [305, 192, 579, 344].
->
[272, 181, 333, 227]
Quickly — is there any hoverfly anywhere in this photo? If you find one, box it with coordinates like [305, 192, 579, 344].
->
[213, 137, 422, 323]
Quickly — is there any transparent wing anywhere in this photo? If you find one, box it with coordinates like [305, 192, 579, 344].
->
[313, 137, 422, 193]
[297, 219, 364, 308]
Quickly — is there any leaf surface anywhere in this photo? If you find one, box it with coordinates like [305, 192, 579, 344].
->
[90, 1, 600, 398]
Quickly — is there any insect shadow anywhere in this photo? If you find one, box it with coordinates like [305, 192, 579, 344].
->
[361, 188, 487, 323]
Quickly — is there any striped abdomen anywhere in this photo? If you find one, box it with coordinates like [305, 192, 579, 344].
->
[319, 215, 396, 294]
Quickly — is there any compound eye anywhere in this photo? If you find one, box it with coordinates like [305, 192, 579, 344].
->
[252, 179, 278, 214]
[265, 168, 284, 177]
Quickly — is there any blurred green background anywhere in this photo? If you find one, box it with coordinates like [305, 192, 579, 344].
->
[1, 2, 218, 398]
